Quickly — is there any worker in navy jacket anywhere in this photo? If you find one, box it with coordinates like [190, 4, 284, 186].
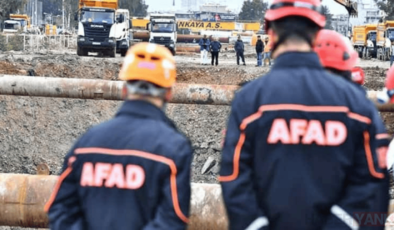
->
[199, 34, 211, 65]
[315, 30, 390, 229]
[210, 37, 222, 66]
[45, 43, 193, 230]
[219, 1, 387, 230]
[234, 36, 246, 65]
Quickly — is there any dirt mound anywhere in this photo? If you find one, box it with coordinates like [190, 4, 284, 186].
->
[364, 67, 387, 91]
[177, 66, 267, 85]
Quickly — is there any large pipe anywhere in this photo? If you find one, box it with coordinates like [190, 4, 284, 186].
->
[132, 32, 230, 44]
[0, 75, 393, 111]
[0, 174, 227, 229]
[0, 75, 238, 105]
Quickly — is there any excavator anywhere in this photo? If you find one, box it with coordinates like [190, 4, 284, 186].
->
[334, 0, 358, 17]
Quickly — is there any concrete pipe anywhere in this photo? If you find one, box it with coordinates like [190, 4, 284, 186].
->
[0, 75, 238, 105]
[0, 174, 227, 229]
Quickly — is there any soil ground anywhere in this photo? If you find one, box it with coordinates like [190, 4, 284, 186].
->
[0, 48, 394, 229]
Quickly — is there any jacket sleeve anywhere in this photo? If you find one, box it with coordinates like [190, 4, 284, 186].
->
[143, 140, 193, 230]
[219, 93, 269, 230]
[322, 112, 388, 230]
[45, 147, 86, 230]
[198, 39, 203, 47]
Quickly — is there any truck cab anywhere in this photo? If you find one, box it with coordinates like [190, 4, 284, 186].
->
[3, 20, 22, 33]
[76, 0, 125, 57]
[148, 14, 177, 55]
[376, 21, 394, 61]
[115, 9, 131, 56]
[352, 24, 377, 59]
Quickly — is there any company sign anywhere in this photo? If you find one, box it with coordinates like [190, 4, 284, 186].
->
[177, 21, 235, 30]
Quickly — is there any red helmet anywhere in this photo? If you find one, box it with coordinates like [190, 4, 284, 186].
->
[351, 67, 365, 85]
[265, 0, 326, 31]
[385, 66, 394, 103]
[314, 29, 359, 72]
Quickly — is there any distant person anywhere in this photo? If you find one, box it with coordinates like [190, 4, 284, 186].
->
[199, 34, 210, 65]
[255, 35, 264, 67]
[235, 35, 246, 66]
[263, 37, 272, 66]
[210, 37, 222, 66]
[391, 41, 394, 66]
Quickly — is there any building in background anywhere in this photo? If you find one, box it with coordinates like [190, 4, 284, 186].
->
[349, 0, 384, 26]
[181, 0, 198, 11]
[332, 14, 349, 36]
[24, 0, 43, 26]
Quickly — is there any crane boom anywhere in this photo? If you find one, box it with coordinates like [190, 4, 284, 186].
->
[334, 0, 358, 17]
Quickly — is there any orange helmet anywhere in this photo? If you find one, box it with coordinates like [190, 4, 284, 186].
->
[314, 29, 358, 72]
[119, 43, 176, 88]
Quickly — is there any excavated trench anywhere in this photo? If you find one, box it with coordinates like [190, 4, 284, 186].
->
[0, 53, 393, 229]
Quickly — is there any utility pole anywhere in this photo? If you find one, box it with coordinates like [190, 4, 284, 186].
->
[62, 0, 65, 30]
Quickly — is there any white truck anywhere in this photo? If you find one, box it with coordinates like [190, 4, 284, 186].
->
[3, 14, 30, 34]
[147, 14, 177, 55]
[76, 0, 130, 57]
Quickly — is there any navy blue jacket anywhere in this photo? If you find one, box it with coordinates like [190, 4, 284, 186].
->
[219, 52, 388, 230]
[235, 40, 244, 53]
[199, 38, 210, 51]
[256, 40, 264, 53]
[46, 100, 193, 230]
[210, 41, 222, 52]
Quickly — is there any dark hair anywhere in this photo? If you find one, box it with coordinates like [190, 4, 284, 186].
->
[326, 68, 352, 82]
[257, 35, 261, 38]
[270, 16, 320, 46]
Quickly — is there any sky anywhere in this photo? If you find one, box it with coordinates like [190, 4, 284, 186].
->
[145, 0, 348, 15]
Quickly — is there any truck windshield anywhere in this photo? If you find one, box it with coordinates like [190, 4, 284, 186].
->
[4, 23, 19, 30]
[388, 30, 394, 41]
[81, 11, 114, 24]
[368, 32, 376, 41]
[151, 22, 174, 33]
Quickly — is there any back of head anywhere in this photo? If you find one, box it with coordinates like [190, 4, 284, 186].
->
[314, 29, 358, 73]
[264, 0, 326, 53]
[119, 43, 176, 100]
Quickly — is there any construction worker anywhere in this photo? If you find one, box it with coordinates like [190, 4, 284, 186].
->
[315, 29, 390, 220]
[44, 43, 193, 230]
[255, 35, 264, 67]
[210, 36, 222, 66]
[219, 0, 386, 229]
[199, 34, 210, 65]
[263, 37, 272, 66]
[235, 35, 246, 66]
[390, 41, 394, 66]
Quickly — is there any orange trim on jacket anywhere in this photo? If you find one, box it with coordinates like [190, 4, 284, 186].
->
[219, 104, 373, 182]
[44, 148, 189, 223]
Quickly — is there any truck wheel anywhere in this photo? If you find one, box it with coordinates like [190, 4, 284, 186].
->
[77, 47, 84, 56]
[171, 49, 176, 56]
[121, 49, 127, 57]
[109, 47, 116, 58]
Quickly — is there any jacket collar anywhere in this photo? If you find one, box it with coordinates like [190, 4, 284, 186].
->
[116, 100, 176, 128]
[271, 52, 324, 70]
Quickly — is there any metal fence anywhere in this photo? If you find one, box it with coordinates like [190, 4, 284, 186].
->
[0, 34, 77, 52]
